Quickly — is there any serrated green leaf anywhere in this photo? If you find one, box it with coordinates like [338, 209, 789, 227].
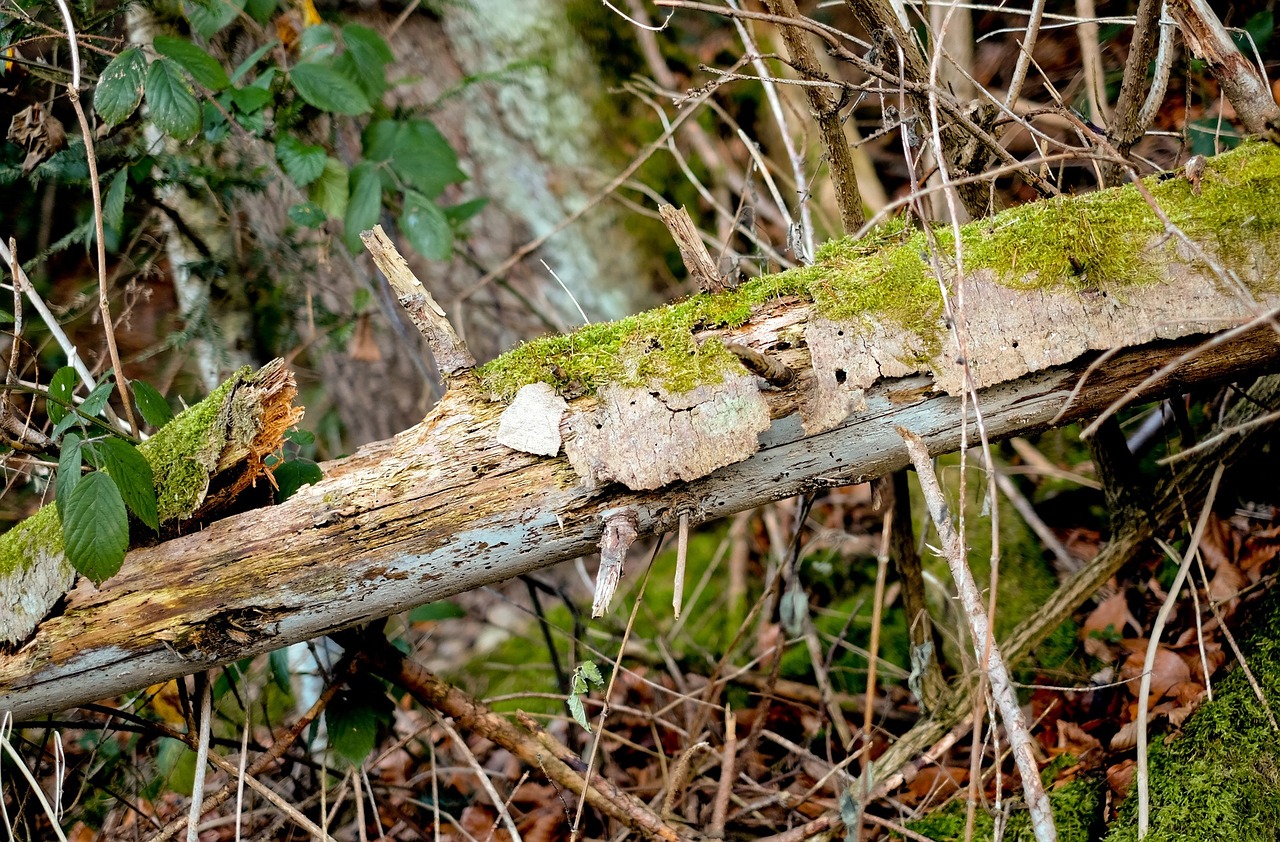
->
[290, 61, 371, 116]
[579, 660, 603, 685]
[153, 36, 230, 91]
[80, 379, 114, 418]
[52, 412, 80, 441]
[63, 470, 130, 585]
[276, 136, 327, 187]
[299, 24, 337, 62]
[103, 169, 128, 232]
[230, 84, 272, 113]
[287, 201, 327, 228]
[341, 24, 390, 100]
[230, 39, 277, 84]
[401, 190, 451, 261]
[181, 0, 246, 39]
[244, 0, 277, 25]
[284, 428, 315, 446]
[273, 458, 322, 501]
[56, 432, 83, 522]
[391, 120, 465, 198]
[145, 58, 202, 141]
[309, 157, 348, 219]
[132, 380, 174, 429]
[406, 601, 465, 622]
[325, 678, 392, 765]
[94, 48, 147, 125]
[567, 694, 590, 732]
[47, 366, 78, 425]
[343, 161, 382, 251]
[443, 197, 487, 228]
[94, 437, 159, 531]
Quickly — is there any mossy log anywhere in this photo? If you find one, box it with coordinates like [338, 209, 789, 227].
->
[5, 146, 1280, 718]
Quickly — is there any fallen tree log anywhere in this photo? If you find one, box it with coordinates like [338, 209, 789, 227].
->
[4, 143, 1280, 718]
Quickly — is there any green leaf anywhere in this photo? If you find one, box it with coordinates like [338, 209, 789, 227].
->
[443, 197, 487, 228]
[132, 380, 174, 429]
[56, 432, 83, 522]
[299, 24, 337, 62]
[94, 438, 159, 531]
[182, 0, 246, 39]
[276, 136, 327, 187]
[309, 157, 349, 220]
[406, 601, 466, 622]
[401, 190, 451, 261]
[273, 458, 322, 501]
[579, 660, 603, 685]
[567, 693, 590, 732]
[290, 61, 371, 116]
[103, 169, 128, 231]
[341, 24, 391, 100]
[396, 121, 465, 198]
[325, 678, 392, 765]
[284, 428, 315, 446]
[287, 201, 327, 228]
[244, 0, 277, 24]
[153, 36, 230, 91]
[268, 647, 292, 692]
[47, 366, 78, 425]
[145, 58, 202, 141]
[80, 379, 115, 418]
[343, 162, 382, 251]
[62, 470, 130, 585]
[94, 48, 147, 125]
[230, 84, 272, 113]
[52, 412, 80, 441]
[230, 40, 277, 84]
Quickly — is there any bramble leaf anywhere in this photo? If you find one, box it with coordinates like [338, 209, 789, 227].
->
[290, 61, 371, 115]
[94, 437, 159, 531]
[153, 36, 230, 91]
[145, 58, 202, 141]
[62, 471, 130, 585]
[94, 48, 147, 125]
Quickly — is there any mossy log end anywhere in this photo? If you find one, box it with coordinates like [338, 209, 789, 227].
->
[4, 147, 1280, 718]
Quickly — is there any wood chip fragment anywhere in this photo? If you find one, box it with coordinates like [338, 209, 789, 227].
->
[496, 383, 567, 456]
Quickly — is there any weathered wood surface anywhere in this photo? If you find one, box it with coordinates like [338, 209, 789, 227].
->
[2, 318, 1278, 718]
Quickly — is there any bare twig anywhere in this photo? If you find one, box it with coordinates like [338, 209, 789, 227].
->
[659, 205, 729, 293]
[761, 0, 865, 233]
[1108, 0, 1164, 169]
[185, 676, 212, 842]
[899, 429, 1057, 842]
[707, 705, 736, 838]
[361, 226, 476, 379]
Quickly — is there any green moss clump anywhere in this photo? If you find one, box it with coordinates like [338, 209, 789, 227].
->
[1103, 590, 1280, 841]
[906, 773, 1103, 842]
[479, 143, 1280, 400]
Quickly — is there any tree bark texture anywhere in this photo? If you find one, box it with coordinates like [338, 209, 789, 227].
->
[4, 145, 1280, 718]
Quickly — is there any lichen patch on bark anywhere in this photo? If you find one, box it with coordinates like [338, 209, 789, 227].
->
[564, 373, 771, 490]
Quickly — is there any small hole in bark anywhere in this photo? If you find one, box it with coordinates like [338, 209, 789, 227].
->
[1011, 340, 1019, 349]
[835, 369, 847, 384]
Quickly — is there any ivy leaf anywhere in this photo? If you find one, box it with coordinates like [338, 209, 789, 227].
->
[273, 458, 322, 501]
[401, 190, 451, 261]
[341, 24, 391, 100]
[94, 438, 159, 531]
[132, 380, 174, 429]
[47, 366, 78, 425]
[309, 157, 349, 220]
[153, 36, 230, 91]
[56, 432, 83, 522]
[62, 471, 130, 585]
[343, 162, 382, 251]
[80, 379, 115, 418]
[103, 169, 128, 232]
[276, 136, 327, 187]
[94, 48, 147, 125]
[290, 61, 371, 116]
[325, 678, 392, 765]
[182, 0, 246, 39]
[145, 58, 202, 141]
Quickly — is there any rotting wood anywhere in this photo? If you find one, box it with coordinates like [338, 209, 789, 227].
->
[2, 326, 1278, 718]
[659, 204, 729, 293]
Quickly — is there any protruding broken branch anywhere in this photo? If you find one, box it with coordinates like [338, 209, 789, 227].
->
[659, 204, 731, 293]
[1169, 0, 1280, 138]
[726, 342, 795, 387]
[593, 508, 640, 617]
[361, 225, 476, 378]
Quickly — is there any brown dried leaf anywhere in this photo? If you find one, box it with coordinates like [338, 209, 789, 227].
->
[1055, 720, 1102, 756]
[1121, 643, 1190, 701]
[1108, 759, 1136, 797]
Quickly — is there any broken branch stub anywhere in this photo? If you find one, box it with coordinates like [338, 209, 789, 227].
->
[593, 508, 639, 618]
[659, 204, 733, 293]
[361, 225, 476, 378]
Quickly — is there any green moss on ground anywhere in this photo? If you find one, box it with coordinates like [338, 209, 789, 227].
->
[906, 772, 1104, 842]
[1103, 590, 1280, 842]
[478, 142, 1280, 401]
